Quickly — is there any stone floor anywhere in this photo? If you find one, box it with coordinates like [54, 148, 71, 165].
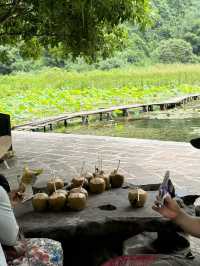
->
[1, 131, 200, 195]
[1, 131, 200, 255]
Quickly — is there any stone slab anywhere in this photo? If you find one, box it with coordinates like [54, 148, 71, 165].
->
[1, 131, 200, 197]
[15, 188, 194, 240]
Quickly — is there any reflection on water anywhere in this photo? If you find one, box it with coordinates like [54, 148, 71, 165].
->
[58, 117, 200, 142]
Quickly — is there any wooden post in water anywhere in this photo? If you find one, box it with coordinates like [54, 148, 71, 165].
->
[64, 119, 68, 127]
[106, 112, 112, 121]
[122, 109, 129, 117]
[143, 106, 147, 112]
[82, 116, 88, 125]
[99, 113, 103, 121]
[148, 105, 153, 112]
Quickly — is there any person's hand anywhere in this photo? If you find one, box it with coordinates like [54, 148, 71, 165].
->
[152, 195, 182, 220]
[9, 190, 25, 208]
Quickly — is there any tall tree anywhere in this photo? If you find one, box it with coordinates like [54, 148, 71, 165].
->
[0, 0, 150, 58]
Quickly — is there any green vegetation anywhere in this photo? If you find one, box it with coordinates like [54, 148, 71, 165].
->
[1, 0, 200, 72]
[0, 0, 149, 58]
[1, 0, 200, 144]
[0, 65, 200, 126]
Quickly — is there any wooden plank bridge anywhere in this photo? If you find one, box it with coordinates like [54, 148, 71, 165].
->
[13, 93, 200, 132]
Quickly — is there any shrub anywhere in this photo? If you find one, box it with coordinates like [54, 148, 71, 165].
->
[153, 39, 195, 63]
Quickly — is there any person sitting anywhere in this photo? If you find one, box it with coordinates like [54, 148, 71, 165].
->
[153, 194, 200, 239]
[0, 174, 63, 266]
[153, 137, 200, 237]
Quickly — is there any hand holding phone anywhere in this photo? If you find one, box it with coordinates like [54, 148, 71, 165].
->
[157, 171, 175, 207]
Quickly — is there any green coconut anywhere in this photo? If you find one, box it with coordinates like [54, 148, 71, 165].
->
[89, 177, 105, 194]
[32, 193, 49, 212]
[128, 188, 148, 208]
[48, 192, 66, 211]
[56, 189, 69, 198]
[69, 187, 88, 199]
[71, 176, 85, 188]
[109, 160, 124, 188]
[68, 192, 87, 211]
[85, 172, 93, 181]
[47, 178, 64, 194]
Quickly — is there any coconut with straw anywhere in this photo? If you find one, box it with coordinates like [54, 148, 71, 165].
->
[48, 178, 67, 211]
[89, 164, 106, 194]
[109, 160, 124, 188]
[128, 188, 148, 208]
[68, 178, 87, 211]
[32, 192, 49, 212]
[71, 162, 88, 188]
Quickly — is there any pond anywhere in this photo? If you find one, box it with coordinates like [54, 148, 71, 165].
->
[56, 102, 200, 142]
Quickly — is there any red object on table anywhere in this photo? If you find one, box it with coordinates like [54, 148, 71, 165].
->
[101, 255, 158, 266]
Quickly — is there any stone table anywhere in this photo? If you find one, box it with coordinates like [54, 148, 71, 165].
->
[15, 186, 194, 266]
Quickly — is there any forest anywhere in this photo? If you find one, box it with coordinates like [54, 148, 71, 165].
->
[0, 0, 200, 73]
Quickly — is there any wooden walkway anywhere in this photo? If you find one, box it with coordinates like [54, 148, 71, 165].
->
[13, 93, 200, 132]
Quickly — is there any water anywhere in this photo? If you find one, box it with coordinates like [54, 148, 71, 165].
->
[57, 117, 200, 142]
[56, 100, 200, 142]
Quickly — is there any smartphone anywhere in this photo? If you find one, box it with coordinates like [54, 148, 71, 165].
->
[157, 171, 175, 207]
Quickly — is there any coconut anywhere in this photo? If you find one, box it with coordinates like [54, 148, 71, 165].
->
[71, 176, 85, 187]
[32, 193, 49, 212]
[84, 172, 93, 182]
[56, 189, 69, 198]
[48, 192, 66, 211]
[89, 177, 105, 194]
[69, 187, 88, 199]
[100, 174, 110, 190]
[128, 188, 148, 208]
[109, 171, 124, 188]
[47, 178, 64, 194]
[109, 160, 124, 188]
[68, 192, 87, 211]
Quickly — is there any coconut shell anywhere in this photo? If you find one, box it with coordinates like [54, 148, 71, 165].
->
[71, 176, 85, 188]
[68, 192, 87, 211]
[84, 172, 93, 182]
[128, 188, 148, 208]
[69, 187, 88, 199]
[49, 192, 66, 211]
[56, 189, 69, 198]
[32, 193, 49, 212]
[89, 177, 105, 194]
[100, 174, 110, 190]
[109, 171, 124, 188]
[47, 178, 64, 194]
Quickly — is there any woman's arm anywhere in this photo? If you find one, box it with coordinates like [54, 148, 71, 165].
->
[0, 186, 19, 246]
[153, 195, 200, 238]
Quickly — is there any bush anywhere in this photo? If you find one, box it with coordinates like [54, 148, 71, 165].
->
[96, 57, 126, 70]
[153, 39, 195, 63]
[184, 32, 200, 55]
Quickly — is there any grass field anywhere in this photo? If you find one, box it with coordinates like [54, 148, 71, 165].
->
[1, 64, 200, 126]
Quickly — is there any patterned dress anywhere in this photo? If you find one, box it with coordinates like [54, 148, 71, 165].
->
[5, 238, 63, 266]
